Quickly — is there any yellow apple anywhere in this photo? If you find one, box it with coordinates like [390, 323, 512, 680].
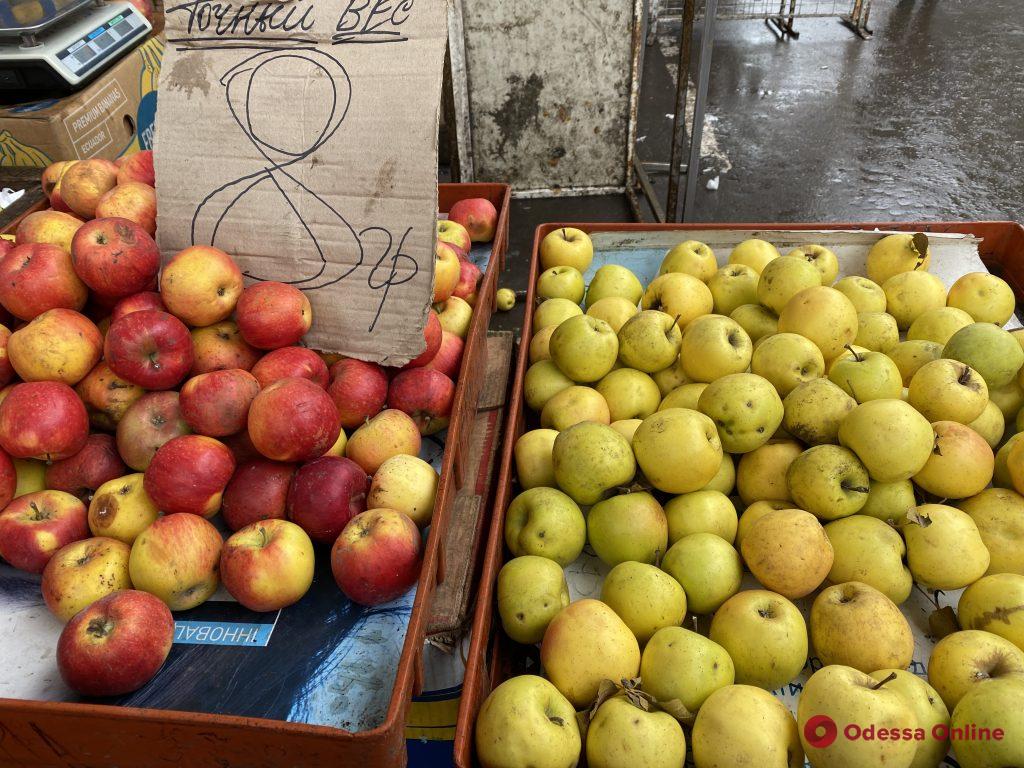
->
[947, 271, 1016, 325]
[659, 239, 717, 282]
[777, 285, 859, 361]
[641, 272, 714, 329]
[539, 227, 593, 272]
[708, 264, 759, 316]
[756, 255, 822, 314]
[834, 275, 886, 313]
[728, 238, 780, 274]
[730, 303, 778, 342]
[866, 232, 931, 285]
[906, 306, 974, 345]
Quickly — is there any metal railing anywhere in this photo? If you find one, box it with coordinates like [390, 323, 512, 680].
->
[648, 0, 873, 41]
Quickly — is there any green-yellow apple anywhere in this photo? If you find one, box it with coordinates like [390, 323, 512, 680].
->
[540, 385, 610, 430]
[945, 322, 1024, 389]
[859, 479, 915, 524]
[661, 532, 742, 613]
[756, 255, 822, 314]
[529, 325, 556, 363]
[665, 490, 737, 543]
[692, 684, 803, 767]
[708, 264, 759, 316]
[702, 452, 736, 495]
[13, 458, 45, 498]
[537, 265, 585, 303]
[698, 373, 783, 454]
[789, 243, 839, 284]
[541, 599, 640, 707]
[709, 590, 807, 691]
[995, 433, 1024, 488]
[741, 509, 833, 598]
[798, 664, 918, 768]
[855, 311, 900, 352]
[658, 382, 707, 411]
[641, 626, 735, 711]
[736, 440, 802, 505]
[587, 296, 639, 332]
[587, 491, 668, 566]
[549, 315, 618, 383]
[782, 378, 856, 445]
[497, 555, 570, 644]
[505, 487, 586, 565]
[515, 429, 559, 489]
[87, 472, 159, 544]
[735, 500, 790, 549]
[825, 515, 912, 603]
[888, 339, 944, 385]
[750, 332, 825, 397]
[838, 399, 933, 481]
[958, 487, 1024, 574]
[786, 445, 869, 520]
[496, 287, 516, 311]
[652, 356, 690, 395]
[609, 418, 642, 442]
[128, 513, 222, 610]
[777, 285, 859, 361]
[41, 536, 132, 622]
[958, 573, 1024, 650]
[601, 561, 686, 644]
[900, 504, 990, 589]
[882, 271, 946, 330]
[906, 306, 974, 345]
[524, 359, 574, 412]
[729, 238, 780, 274]
[968, 400, 1005, 448]
[927, 629, 1024, 710]
[908, 359, 988, 423]
[632, 408, 721, 493]
[834, 275, 887, 313]
[679, 314, 752, 382]
[437, 295, 473, 338]
[949, 676, 1024, 768]
[475, 675, 581, 768]
[585, 264, 643, 308]
[539, 227, 593, 272]
[866, 232, 931, 285]
[219, 519, 315, 612]
[828, 347, 904, 402]
[366, 454, 439, 527]
[641, 272, 714, 329]
[913, 421, 993, 499]
[617, 311, 682, 373]
[730, 303, 779, 343]
[868, 669, 949, 768]
[553, 422, 636, 505]
[827, 343, 873, 374]
[810, 582, 913, 672]
[659, 239, 717, 282]
[947, 271, 1016, 325]
[586, 694, 686, 768]
[532, 298, 582, 332]
[989, 378, 1024, 420]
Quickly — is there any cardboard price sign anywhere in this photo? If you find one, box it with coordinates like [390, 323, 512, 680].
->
[153, 0, 446, 363]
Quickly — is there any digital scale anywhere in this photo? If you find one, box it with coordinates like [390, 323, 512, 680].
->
[0, 0, 151, 102]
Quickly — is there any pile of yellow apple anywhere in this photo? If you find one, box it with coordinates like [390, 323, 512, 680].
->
[474, 228, 1024, 768]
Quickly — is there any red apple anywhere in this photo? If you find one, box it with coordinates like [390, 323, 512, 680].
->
[111, 291, 165, 321]
[344, 409, 422, 475]
[128, 513, 222, 610]
[104, 310, 194, 390]
[0, 447, 14, 509]
[387, 369, 455, 435]
[178, 369, 260, 438]
[93, 184, 157, 236]
[402, 311, 442, 370]
[0, 490, 88, 572]
[0, 324, 15, 388]
[436, 219, 472, 252]
[116, 149, 155, 186]
[251, 346, 328, 389]
[424, 331, 464, 380]
[448, 198, 498, 243]
[42, 536, 132, 621]
[235, 281, 313, 350]
[331, 508, 422, 606]
[0, 243, 88, 320]
[49, 184, 73, 214]
[115, 391, 191, 471]
[8, 308, 102, 385]
[75, 361, 145, 432]
[248, 378, 341, 462]
[45, 434, 127, 501]
[60, 158, 119, 219]
[57, 589, 174, 696]
[71, 218, 160, 299]
[452, 259, 483, 306]
[190, 320, 261, 375]
[327, 358, 389, 429]
[220, 519, 315, 611]
[14, 210, 84, 254]
[143, 435, 235, 517]
[0, 382, 89, 460]
[286, 456, 368, 544]
[221, 429, 260, 464]
[221, 459, 295, 531]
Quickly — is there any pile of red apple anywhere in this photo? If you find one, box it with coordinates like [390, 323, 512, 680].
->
[0, 153, 498, 698]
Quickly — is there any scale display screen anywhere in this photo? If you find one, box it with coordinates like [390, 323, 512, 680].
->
[54, 11, 144, 76]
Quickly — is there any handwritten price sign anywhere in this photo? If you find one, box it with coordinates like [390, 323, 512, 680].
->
[154, 0, 446, 363]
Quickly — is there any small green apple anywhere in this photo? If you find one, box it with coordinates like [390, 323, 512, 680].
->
[601, 561, 686, 644]
[505, 487, 586, 565]
[661, 532, 742, 614]
[828, 347, 903, 402]
[497, 555, 570, 644]
[786, 445, 869, 520]
[587, 491, 668, 567]
[616, 310, 682, 373]
[549, 314, 619, 383]
[585, 264, 643, 308]
[641, 626, 735, 711]
[552, 422, 636, 506]
[944, 322, 1024, 389]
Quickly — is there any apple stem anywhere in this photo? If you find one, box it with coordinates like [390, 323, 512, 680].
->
[871, 671, 897, 690]
[844, 343, 862, 363]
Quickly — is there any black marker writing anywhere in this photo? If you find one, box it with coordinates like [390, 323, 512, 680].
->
[166, 0, 316, 38]
[334, 0, 414, 44]
[365, 226, 419, 331]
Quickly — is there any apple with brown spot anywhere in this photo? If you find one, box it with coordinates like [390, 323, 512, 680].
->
[41, 536, 132, 621]
[71, 218, 160, 299]
[41, 160, 77, 199]
[8, 308, 102, 385]
[94, 183, 157, 235]
[60, 158, 119, 219]
[0, 490, 88, 572]
[75, 361, 145, 432]
[143, 434, 235, 517]
[447, 198, 498, 243]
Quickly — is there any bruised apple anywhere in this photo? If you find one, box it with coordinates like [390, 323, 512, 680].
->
[60, 158, 119, 219]
[286, 456, 369, 543]
[41, 536, 132, 621]
[251, 347, 328, 388]
[0, 382, 89, 461]
[8, 308, 102, 385]
[75, 361, 145, 431]
[248, 378, 341, 462]
[221, 459, 295, 531]
[115, 392, 191, 471]
[235, 281, 312, 350]
[143, 435, 235, 517]
[0, 490, 88, 572]
[14, 210, 83, 253]
[190, 320, 261, 375]
[71, 218, 160, 298]
[87, 473, 159, 544]
[104, 310, 194, 390]
[0, 243, 87, 320]
[387, 368, 455, 435]
[179, 369, 261, 437]
[44, 434, 127, 501]
[328, 359, 389, 429]
[41, 160, 77, 198]
[94, 183, 157, 235]
[331, 508, 422, 605]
